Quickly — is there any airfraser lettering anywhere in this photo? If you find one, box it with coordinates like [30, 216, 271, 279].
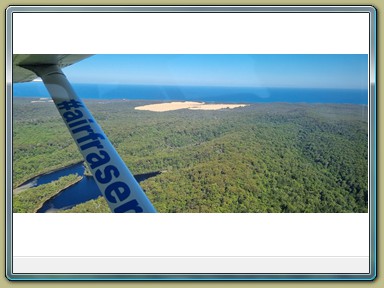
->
[105, 181, 131, 203]
[56, 99, 145, 213]
[95, 165, 120, 184]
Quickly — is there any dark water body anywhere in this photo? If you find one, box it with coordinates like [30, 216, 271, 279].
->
[37, 175, 101, 213]
[17, 162, 160, 213]
[17, 162, 85, 189]
[13, 83, 368, 104]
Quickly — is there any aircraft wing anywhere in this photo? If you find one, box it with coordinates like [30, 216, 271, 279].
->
[13, 54, 91, 83]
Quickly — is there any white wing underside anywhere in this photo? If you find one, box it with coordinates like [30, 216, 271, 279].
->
[13, 54, 91, 83]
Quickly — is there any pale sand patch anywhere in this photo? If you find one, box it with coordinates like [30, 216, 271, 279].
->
[135, 101, 248, 112]
[135, 101, 203, 112]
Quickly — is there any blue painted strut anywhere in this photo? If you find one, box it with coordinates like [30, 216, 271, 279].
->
[23, 64, 156, 213]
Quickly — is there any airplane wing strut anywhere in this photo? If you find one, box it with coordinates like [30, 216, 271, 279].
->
[17, 61, 156, 213]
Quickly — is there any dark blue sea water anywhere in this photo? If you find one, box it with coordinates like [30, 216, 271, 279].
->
[13, 82, 368, 104]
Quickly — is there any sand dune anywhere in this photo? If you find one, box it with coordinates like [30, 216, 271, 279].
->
[135, 101, 248, 112]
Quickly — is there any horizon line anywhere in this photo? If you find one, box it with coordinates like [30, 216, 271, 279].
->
[15, 81, 369, 91]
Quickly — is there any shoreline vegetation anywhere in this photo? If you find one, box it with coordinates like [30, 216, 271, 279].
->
[13, 160, 84, 193]
[13, 97, 368, 213]
[63, 196, 110, 213]
[13, 159, 84, 189]
[13, 174, 82, 213]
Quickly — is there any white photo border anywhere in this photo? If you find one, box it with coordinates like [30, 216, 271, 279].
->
[6, 5, 377, 281]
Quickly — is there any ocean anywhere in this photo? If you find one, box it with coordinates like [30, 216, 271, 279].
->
[13, 82, 368, 104]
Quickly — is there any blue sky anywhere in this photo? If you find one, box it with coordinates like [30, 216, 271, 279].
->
[60, 54, 368, 89]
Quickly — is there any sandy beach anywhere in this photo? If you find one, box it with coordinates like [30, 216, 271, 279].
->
[134, 101, 248, 112]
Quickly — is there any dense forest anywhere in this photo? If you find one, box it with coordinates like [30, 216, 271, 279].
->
[12, 97, 369, 213]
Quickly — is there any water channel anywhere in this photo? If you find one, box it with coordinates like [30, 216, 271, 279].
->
[16, 162, 160, 213]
